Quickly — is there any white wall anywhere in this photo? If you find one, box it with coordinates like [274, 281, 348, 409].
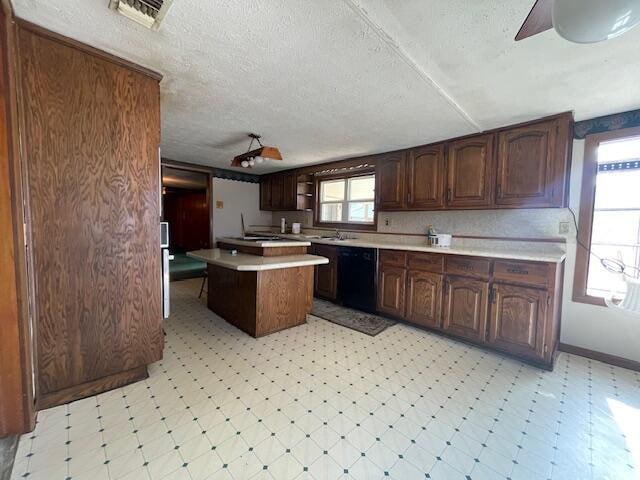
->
[560, 140, 640, 362]
[211, 178, 271, 241]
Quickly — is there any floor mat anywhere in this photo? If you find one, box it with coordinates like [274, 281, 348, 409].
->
[310, 299, 395, 336]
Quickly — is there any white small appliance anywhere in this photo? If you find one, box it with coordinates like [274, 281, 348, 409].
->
[428, 233, 452, 248]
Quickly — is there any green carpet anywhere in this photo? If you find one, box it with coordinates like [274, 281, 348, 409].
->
[170, 252, 206, 281]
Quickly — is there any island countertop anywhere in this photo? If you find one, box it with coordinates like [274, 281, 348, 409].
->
[187, 248, 328, 271]
[217, 237, 311, 248]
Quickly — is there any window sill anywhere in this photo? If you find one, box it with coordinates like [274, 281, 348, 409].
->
[572, 292, 606, 307]
[313, 221, 376, 232]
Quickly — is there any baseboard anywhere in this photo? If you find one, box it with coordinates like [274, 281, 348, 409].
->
[558, 343, 640, 372]
[36, 365, 149, 410]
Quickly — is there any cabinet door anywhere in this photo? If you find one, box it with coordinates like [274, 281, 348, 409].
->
[377, 265, 406, 317]
[282, 172, 298, 210]
[260, 176, 272, 210]
[496, 120, 558, 207]
[20, 29, 163, 399]
[271, 174, 284, 210]
[488, 283, 547, 360]
[377, 152, 406, 210]
[313, 245, 338, 301]
[407, 144, 445, 209]
[446, 134, 494, 208]
[442, 276, 488, 341]
[406, 270, 442, 328]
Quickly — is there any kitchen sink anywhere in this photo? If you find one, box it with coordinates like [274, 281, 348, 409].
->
[319, 236, 357, 241]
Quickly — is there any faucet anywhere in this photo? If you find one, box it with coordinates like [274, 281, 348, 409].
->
[335, 229, 343, 240]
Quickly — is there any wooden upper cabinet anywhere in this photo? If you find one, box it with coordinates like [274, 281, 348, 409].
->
[282, 172, 297, 210]
[271, 174, 284, 210]
[377, 265, 406, 317]
[406, 270, 442, 329]
[260, 172, 310, 211]
[446, 134, 495, 208]
[377, 152, 406, 210]
[442, 276, 488, 342]
[496, 119, 561, 207]
[488, 283, 547, 360]
[407, 144, 445, 209]
[260, 176, 272, 210]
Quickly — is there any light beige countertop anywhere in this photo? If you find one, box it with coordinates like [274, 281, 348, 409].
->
[187, 248, 328, 271]
[249, 232, 566, 263]
[217, 236, 311, 248]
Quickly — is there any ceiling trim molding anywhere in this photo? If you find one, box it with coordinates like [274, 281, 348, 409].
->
[342, 0, 482, 132]
[573, 108, 640, 139]
[161, 158, 260, 183]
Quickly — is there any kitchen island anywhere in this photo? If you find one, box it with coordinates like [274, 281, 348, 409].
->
[187, 248, 328, 337]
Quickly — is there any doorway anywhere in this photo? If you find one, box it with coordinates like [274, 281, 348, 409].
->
[161, 164, 212, 280]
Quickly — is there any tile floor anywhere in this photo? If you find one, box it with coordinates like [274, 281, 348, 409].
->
[10, 279, 640, 480]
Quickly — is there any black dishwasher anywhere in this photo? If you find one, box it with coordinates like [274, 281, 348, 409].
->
[338, 246, 377, 314]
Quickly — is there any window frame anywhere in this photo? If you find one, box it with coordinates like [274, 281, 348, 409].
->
[573, 126, 640, 306]
[313, 169, 377, 230]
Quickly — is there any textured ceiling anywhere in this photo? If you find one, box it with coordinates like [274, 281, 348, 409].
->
[12, 0, 640, 172]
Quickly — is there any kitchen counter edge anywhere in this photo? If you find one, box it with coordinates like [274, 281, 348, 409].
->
[187, 249, 329, 271]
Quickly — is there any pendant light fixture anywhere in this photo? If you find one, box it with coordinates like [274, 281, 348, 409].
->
[231, 133, 282, 169]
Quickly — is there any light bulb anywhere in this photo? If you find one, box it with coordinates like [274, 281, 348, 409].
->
[241, 160, 249, 168]
[249, 159, 255, 167]
[255, 157, 264, 164]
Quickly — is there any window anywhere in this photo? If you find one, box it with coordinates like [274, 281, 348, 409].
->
[574, 127, 640, 305]
[316, 173, 375, 226]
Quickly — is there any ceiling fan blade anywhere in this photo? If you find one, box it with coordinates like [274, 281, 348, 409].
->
[515, 0, 554, 41]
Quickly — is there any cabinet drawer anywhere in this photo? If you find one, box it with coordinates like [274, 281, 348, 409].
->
[408, 252, 444, 273]
[312, 244, 338, 260]
[493, 260, 549, 288]
[379, 250, 407, 267]
[446, 256, 491, 280]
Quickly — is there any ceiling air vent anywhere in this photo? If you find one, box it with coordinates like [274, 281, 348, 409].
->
[109, 0, 173, 30]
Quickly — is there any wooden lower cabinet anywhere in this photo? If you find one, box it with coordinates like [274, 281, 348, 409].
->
[442, 276, 489, 342]
[488, 283, 548, 360]
[406, 270, 442, 328]
[207, 264, 313, 338]
[377, 265, 406, 317]
[312, 244, 338, 301]
[376, 250, 562, 369]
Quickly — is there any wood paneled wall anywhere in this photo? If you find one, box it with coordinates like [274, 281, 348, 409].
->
[16, 23, 163, 407]
[0, 4, 35, 436]
[162, 189, 210, 251]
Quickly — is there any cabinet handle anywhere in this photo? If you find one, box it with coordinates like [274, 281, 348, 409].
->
[489, 287, 496, 304]
[506, 267, 528, 275]
[446, 188, 452, 203]
[496, 184, 502, 198]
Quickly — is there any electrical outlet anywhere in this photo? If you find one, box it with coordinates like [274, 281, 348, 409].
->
[384, 217, 390, 227]
[559, 221, 570, 234]
[216, 200, 224, 209]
